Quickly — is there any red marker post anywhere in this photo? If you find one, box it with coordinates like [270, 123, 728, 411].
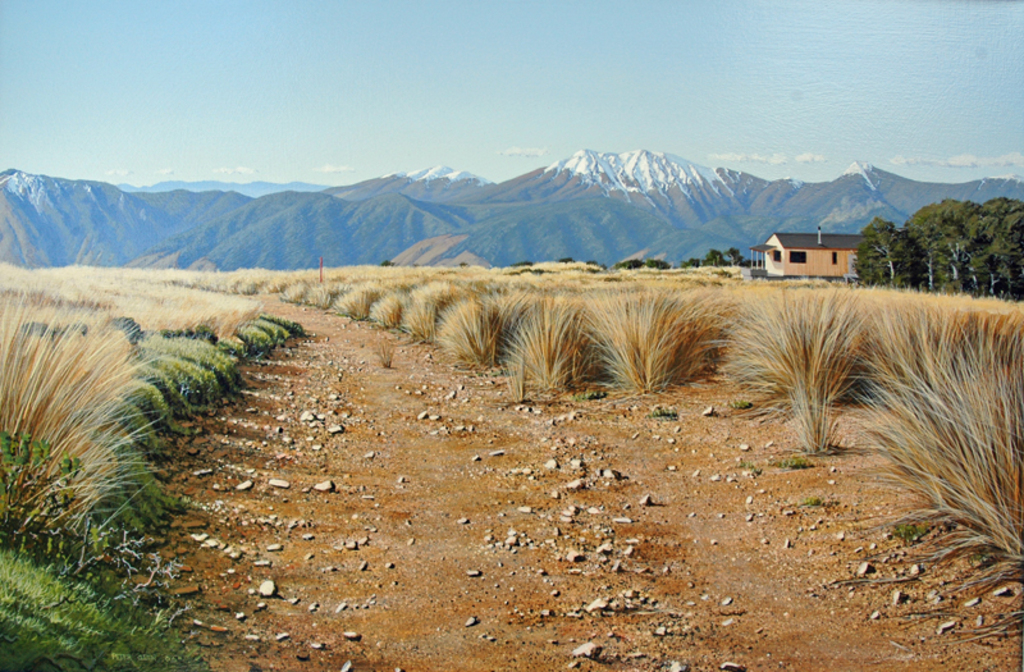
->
[319, 256, 324, 283]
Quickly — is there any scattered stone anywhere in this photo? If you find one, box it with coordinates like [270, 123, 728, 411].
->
[267, 543, 283, 552]
[856, 562, 875, 577]
[342, 631, 361, 641]
[993, 586, 1015, 597]
[669, 663, 690, 672]
[585, 598, 608, 613]
[327, 424, 344, 434]
[564, 550, 585, 563]
[936, 620, 957, 635]
[892, 590, 904, 606]
[870, 610, 880, 620]
[300, 411, 315, 422]
[721, 596, 733, 606]
[612, 517, 633, 524]
[275, 633, 290, 642]
[702, 406, 716, 417]
[258, 580, 277, 597]
[313, 480, 335, 492]
[518, 506, 533, 514]
[639, 494, 653, 507]
[572, 642, 601, 659]
[564, 479, 585, 491]
[268, 479, 290, 489]
[545, 459, 559, 470]
[466, 570, 482, 577]
[719, 664, 746, 672]
[964, 597, 981, 608]
[236, 480, 254, 491]
[465, 616, 479, 627]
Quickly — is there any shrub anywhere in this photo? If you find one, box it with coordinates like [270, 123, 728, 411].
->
[588, 290, 723, 393]
[647, 407, 678, 420]
[236, 317, 293, 356]
[334, 284, 384, 320]
[573, 390, 607, 401]
[729, 400, 753, 410]
[727, 290, 865, 453]
[613, 259, 643, 270]
[801, 496, 824, 507]
[863, 305, 1024, 588]
[258, 313, 305, 337]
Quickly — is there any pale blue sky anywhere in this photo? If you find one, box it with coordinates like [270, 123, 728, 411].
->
[1, 1, 1022, 186]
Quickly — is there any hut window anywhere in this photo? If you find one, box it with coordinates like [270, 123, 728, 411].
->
[789, 251, 807, 264]
[832, 252, 838, 265]
[772, 250, 781, 262]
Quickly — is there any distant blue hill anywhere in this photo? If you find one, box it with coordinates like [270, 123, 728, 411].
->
[119, 180, 331, 198]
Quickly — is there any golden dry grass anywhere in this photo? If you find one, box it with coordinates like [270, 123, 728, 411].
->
[510, 295, 591, 392]
[863, 305, 1024, 589]
[587, 289, 725, 393]
[727, 289, 866, 453]
[0, 293, 143, 525]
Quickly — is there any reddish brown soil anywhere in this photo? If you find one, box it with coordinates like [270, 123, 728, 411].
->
[159, 298, 1020, 672]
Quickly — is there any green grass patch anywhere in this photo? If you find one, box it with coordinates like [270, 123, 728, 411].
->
[647, 407, 678, 420]
[893, 523, 929, 544]
[0, 549, 204, 672]
[258, 313, 306, 337]
[801, 496, 824, 507]
[572, 390, 607, 401]
[729, 400, 753, 410]
[773, 456, 814, 470]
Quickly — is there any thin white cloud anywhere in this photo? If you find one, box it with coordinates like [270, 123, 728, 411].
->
[709, 152, 787, 165]
[313, 164, 355, 173]
[156, 168, 175, 176]
[795, 153, 827, 164]
[499, 146, 549, 157]
[213, 166, 257, 175]
[105, 168, 131, 177]
[890, 152, 1024, 168]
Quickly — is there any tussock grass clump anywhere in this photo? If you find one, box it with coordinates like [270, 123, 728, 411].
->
[370, 291, 408, 329]
[509, 296, 591, 392]
[281, 281, 312, 304]
[0, 295, 141, 525]
[588, 290, 723, 393]
[305, 282, 347, 310]
[438, 298, 504, 368]
[376, 337, 396, 368]
[403, 282, 468, 342]
[863, 306, 1024, 588]
[334, 284, 384, 320]
[727, 290, 865, 453]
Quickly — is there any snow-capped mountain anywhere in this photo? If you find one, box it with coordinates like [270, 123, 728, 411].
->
[544, 149, 728, 197]
[326, 165, 491, 202]
[841, 161, 880, 191]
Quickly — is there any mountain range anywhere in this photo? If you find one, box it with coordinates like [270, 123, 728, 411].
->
[2, 151, 1023, 270]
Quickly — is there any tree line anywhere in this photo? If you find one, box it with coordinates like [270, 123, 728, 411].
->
[856, 197, 1024, 298]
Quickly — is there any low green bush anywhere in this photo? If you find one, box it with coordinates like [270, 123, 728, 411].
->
[647, 407, 678, 420]
[572, 390, 607, 401]
[774, 456, 814, 470]
[258, 313, 306, 337]
[893, 523, 929, 544]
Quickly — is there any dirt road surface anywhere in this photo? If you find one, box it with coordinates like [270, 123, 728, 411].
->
[158, 299, 1019, 672]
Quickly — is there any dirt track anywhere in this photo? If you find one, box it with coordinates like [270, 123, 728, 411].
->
[159, 298, 1019, 672]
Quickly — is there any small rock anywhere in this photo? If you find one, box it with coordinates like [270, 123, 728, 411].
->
[870, 610, 880, 620]
[564, 550, 585, 563]
[268, 479, 290, 489]
[964, 597, 981, 608]
[267, 543, 283, 552]
[669, 663, 690, 672]
[936, 620, 957, 635]
[892, 590, 904, 606]
[236, 480, 254, 491]
[313, 480, 335, 492]
[465, 616, 479, 627]
[545, 459, 559, 470]
[639, 494, 653, 507]
[275, 632, 290, 642]
[342, 631, 361, 641]
[572, 642, 601, 659]
[417, 411, 429, 420]
[466, 570, 482, 577]
[327, 424, 345, 434]
[564, 479, 585, 491]
[299, 411, 315, 422]
[258, 580, 277, 597]
[585, 598, 608, 613]
[720, 664, 746, 672]
[856, 561, 875, 577]
[993, 586, 1015, 597]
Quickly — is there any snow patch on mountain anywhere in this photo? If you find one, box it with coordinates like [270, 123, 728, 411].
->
[988, 174, 1024, 183]
[386, 165, 492, 185]
[4, 171, 57, 210]
[842, 161, 878, 191]
[545, 150, 731, 198]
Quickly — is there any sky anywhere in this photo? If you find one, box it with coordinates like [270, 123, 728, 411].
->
[1, 1, 1022, 187]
